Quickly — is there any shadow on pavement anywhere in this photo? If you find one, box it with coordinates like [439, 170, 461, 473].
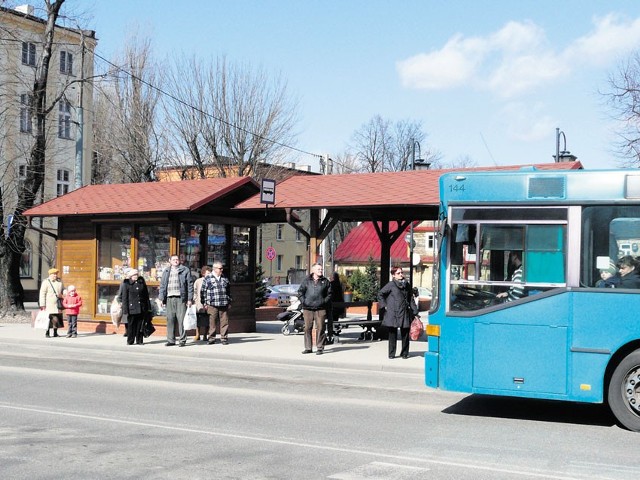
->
[443, 394, 617, 428]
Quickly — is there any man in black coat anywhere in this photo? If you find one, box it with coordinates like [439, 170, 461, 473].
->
[297, 263, 332, 355]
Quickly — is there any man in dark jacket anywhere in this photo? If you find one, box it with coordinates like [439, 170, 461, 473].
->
[159, 255, 194, 347]
[297, 263, 332, 355]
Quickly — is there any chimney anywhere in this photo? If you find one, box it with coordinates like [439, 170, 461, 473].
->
[297, 164, 311, 172]
[15, 4, 35, 15]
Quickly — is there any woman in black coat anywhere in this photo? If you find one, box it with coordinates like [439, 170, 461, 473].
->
[120, 269, 151, 345]
[378, 265, 419, 359]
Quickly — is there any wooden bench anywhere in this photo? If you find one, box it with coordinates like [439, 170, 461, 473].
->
[330, 301, 381, 342]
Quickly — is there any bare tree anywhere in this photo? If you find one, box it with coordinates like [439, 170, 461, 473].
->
[0, 0, 66, 312]
[604, 52, 640, 166]
[92, 34, 164, 184]
[349, 115, 441, 172]
[163, 55, 299, 180]
[350, 115, 392, 172]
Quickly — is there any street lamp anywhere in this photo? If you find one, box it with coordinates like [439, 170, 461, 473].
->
[554, 128, 577, 163]
[408, 140, 430, 288]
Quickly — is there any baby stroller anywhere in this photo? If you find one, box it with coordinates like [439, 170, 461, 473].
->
[278, 297, 304, 335]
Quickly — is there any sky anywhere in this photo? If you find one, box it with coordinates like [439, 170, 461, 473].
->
[82, 0, 640, 173]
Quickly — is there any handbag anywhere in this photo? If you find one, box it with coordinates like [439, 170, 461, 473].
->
[142, 316, 156, 338]
[33, 310, 50, 329]
[48, 279, 64, 310]
[410, 316, 424, 341]
[183, 305, 197, 330]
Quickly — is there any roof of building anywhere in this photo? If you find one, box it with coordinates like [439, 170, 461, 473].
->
[234, 161, 583, 221]
[334, 222, 411, 264]
[23, 177, 259, 217]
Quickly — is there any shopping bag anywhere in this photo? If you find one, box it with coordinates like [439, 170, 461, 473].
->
[183, 305, 197, 330]
[410, 316, 424, 341]
[110, 296, 122, 327]
[33, 310, 50, 330]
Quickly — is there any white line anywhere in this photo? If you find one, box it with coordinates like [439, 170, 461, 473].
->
[0, 403, 585, 479]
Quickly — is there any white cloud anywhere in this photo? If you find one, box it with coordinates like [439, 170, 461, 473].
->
[398, 14, 640, 98]
[564, 13, 640, 66]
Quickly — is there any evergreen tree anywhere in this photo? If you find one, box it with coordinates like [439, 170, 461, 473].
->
[255, 264, 269, 307]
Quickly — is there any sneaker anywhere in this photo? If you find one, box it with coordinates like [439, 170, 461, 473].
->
[301, 349, 312, 354]
[221, 339, 228, 345]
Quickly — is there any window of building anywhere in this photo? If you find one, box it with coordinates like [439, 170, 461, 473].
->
[276, 254, 284, 271]
[21, 42, 36, 66]
[207, 223, 227, 267]
[20, 94, 32, 133]
[232, 226, 251, 282]
[427, 233, 434, 250]
[19, 240, 32, 278]
[17, 164, 27, 190]
[58, 99, 72, 139]
[56, 169, 70, 196]
[295, 255, 302, 270]
[295, 229, 302, 242]
[60, 50, 73, 75]
[276, 224, 284, 241]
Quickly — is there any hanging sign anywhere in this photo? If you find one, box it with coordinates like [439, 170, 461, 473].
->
[261, 179, 276, 205]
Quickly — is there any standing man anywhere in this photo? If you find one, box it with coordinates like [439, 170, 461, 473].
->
[159, 255, 194, 347]
[297, 263, 332, 355]
[201, 261, 232, 345]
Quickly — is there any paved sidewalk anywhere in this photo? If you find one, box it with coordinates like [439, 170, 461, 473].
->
[0, 318, 428, 375]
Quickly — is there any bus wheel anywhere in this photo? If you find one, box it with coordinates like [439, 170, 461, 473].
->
[608, 350, 640, 431]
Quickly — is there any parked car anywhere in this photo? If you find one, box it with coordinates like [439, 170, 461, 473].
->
[265, 284, 300, 307]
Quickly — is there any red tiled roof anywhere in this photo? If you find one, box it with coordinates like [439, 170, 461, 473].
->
[23, 177, 258, 217]
[235, 161, 583, 210]
[334, 222, 410, 264]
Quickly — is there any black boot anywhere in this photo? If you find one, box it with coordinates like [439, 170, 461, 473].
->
[45, 329, 50, 338]
[53, 328, 59, 337]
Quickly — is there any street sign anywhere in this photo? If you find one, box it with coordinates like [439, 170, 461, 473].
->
[261, 179, 276, 205]
[6, 214, 13, 238]
[266, 246, 276, 261]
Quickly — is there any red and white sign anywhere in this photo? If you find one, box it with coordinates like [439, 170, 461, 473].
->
[266, 246, 276, 261]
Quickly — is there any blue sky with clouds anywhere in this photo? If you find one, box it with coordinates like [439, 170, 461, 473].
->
[86, 0, 640, 171]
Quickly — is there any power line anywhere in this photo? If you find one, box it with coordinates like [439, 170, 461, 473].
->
[92, 50, 323, 161]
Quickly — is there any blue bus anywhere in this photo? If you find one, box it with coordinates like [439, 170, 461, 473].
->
[425, 168, 640, 431]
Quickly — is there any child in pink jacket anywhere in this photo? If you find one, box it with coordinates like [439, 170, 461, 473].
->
[62, 285, 83, 338]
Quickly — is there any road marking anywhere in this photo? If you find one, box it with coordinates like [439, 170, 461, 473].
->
[329, 461, 430, 479]
[0, 402, 587, 480]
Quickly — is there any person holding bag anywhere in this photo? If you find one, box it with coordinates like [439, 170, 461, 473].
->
[120, 269, 151, 345]
[39, 268, 64, 338]
[378, 265, 419, 359]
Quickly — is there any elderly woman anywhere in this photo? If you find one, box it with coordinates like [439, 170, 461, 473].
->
[193, 265, 211, 342]
[120, 269, 151, 345]
[39, 268, 64, 338]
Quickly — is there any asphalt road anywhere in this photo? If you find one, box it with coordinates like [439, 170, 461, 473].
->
[0, 337, 637, 479]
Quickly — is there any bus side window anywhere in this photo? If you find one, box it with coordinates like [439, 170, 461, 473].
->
[525, 225, 565, 283]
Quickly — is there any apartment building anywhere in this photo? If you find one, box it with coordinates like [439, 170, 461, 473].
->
[0, 4, 96, 299]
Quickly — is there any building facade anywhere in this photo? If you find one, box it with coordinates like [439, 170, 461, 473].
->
[0, 4, 96, 300]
